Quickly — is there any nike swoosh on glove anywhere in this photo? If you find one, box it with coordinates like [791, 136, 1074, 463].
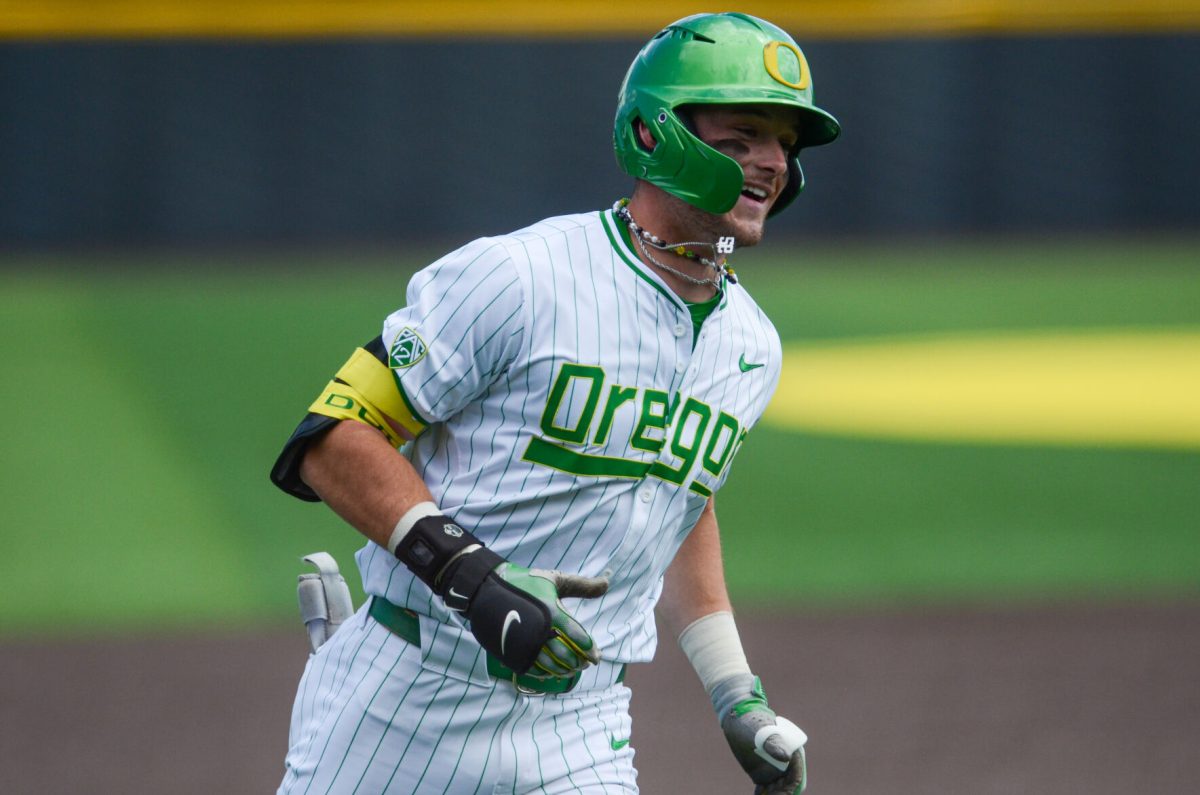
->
[456, 562, 608, 678]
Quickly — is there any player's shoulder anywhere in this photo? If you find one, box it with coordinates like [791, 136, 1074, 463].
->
[496, 210, 605, 253]
[720, 279, 783, 354]
[410, 210, 606, 299]
[433, 210, 604, 265]
[723, 280, 779, 331]
[507, 210, 604, 239]
[473, 210, 608, 276]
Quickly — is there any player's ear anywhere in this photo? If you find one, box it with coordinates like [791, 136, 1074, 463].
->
[634, 118, 657, 151]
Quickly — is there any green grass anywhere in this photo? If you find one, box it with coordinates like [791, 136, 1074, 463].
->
[2, 239, 1197, 635]
[721, 433, 1200, 605]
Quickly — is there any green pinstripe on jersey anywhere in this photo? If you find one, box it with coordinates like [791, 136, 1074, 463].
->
[317, 637, 414, 792]
[281, 207, 781, 793]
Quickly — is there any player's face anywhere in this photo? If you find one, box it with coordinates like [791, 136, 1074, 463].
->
[687, 104, 801, 246]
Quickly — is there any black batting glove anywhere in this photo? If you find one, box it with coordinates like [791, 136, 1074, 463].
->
[393, 514, 607, 677]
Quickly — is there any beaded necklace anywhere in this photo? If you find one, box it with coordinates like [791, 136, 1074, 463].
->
[613, 199, 738, 287]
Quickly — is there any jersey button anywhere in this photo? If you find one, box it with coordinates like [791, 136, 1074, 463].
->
[639, 487, 653, 503]
[673, 323, 687, 338]
[675, 360, 686, 373]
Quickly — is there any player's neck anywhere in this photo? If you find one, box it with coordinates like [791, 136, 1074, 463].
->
[620, 196, 725, 303]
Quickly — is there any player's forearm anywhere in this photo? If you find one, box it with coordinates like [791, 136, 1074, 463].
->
[302, 421, 605, 681]
[664, 498, 753, 710]
[659, 497, 734, 636]
[662, 498, 806, 790]
[299, 420, 435, 550]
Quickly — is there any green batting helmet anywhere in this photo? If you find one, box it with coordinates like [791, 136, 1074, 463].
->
[614, 12, 840, 216]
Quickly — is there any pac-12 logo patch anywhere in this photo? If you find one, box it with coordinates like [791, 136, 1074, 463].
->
[389, 327, 427, 369]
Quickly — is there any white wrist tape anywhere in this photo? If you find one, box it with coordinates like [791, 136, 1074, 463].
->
[386, 501, 442, 556]
[677, 610, 752, 696]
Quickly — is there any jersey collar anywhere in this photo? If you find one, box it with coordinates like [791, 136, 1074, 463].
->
[600, 207, 728, 313]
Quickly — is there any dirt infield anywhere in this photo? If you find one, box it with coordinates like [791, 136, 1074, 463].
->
[4, 599, 1196, 794]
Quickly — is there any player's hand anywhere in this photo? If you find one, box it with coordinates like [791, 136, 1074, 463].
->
[716, 676, 808, 794]
[444, 555, 608, 678]
[503, 566, 609, 679]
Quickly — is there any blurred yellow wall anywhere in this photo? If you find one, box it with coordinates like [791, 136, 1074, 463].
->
[3, 0, 1200, 39]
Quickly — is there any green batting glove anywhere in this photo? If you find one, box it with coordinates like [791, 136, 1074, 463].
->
[495, 565, 609, 679]
[440, 551, 608, 679]
[391, 510, 608, 680]
[713, 675, 809, 794]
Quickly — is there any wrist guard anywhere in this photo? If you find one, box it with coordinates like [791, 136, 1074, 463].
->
[391, 515, 555, 674]
[392, 515, 502, 609]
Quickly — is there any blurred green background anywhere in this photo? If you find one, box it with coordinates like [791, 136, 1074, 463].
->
[4, 239, 1196, 637]
[3, 2, 1199, 640]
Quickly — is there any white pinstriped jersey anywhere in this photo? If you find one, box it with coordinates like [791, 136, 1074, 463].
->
[356, 207, 782, 665]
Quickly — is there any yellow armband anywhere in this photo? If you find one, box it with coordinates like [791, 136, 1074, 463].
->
[307, 347, 428, 446]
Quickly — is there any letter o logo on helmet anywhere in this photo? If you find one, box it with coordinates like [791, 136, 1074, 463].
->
[763, 41, 810, 90]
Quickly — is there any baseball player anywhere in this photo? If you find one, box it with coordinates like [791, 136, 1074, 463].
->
[270, 12, 838, 794]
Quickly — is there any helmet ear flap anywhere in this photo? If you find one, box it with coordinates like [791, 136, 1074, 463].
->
[768, 158, 804, 218]
[622, 102, 745, 214]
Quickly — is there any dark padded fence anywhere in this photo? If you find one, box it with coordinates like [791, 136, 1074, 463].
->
[1, 34, 1197, 246]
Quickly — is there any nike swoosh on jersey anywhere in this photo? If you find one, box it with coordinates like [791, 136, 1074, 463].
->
[610, 736, 631, 751]
[500, 610, 522, 655]
[739, 354, 765, 372]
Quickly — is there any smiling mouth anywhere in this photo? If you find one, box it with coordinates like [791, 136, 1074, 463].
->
[740, 185, 770, 206]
